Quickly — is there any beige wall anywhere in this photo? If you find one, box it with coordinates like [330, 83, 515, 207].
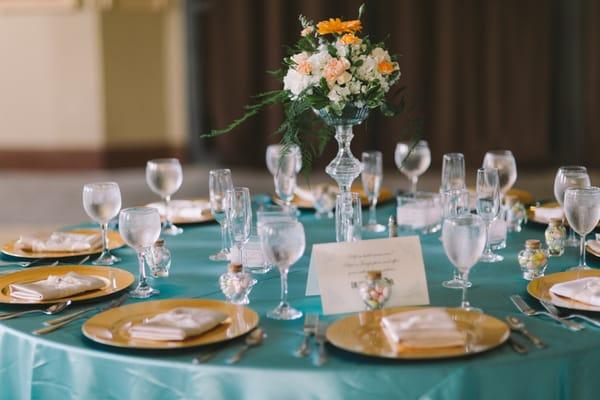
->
[0, 0, 186, 154]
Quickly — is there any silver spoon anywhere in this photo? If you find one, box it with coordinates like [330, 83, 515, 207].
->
[226, 328, 266, 364]
[0, 300, 71, 320]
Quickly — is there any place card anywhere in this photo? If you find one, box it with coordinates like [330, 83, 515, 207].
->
[305, 236, 430, 315]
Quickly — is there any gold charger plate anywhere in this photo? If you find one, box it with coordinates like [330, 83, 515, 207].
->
[274, 185, 394, 209]
[145, 198, 214, 225]
[326, 307, 509, 360]
[527, 270, 600, 312]
[82, 299, 260, 349]
[1, 229, 125, 259]
[0, 265, 134, 304]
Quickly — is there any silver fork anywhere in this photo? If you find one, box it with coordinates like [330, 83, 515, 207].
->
[540, 300, 600, 328]
[314, 321, 328, 366]
[295, 314, 318, 357]
[0, 259, 40, 268]
[510, 295, 584, 331]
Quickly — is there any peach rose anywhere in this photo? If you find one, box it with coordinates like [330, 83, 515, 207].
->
[323, 57, 350, 84]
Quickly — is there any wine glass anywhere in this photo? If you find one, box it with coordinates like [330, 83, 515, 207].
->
[482, 150, 517, 196]
[441, 153, 466, 192]
[361, 151, 385, 232]
[83, 182, 122, 265]
[266, 144, 302, 175]
[441, 189, 472, 289]
[564, 187, 600, 270]
[209, 169, 234, 261]
[260, 221, 305, 320]
[227, 187, 252, 264]
[442, 214, 487, 311]
[119, 207, 161, 298]
[554, 166, 591, 247]
[146, 158, 184, 236]
[395, 140, 431, 193]
[476, 168, 503, 262]
[274, 151, 297, 210]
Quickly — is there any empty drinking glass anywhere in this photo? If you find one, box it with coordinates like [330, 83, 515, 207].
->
[260, 221, 306, 320]
[564, 187, 600, 270]
[227, 187, 252, 265]
[395, 140, 431, 193]
[361, 151, 385, 232]
[146, 158, 184, 236]
[266, 144, 302, 175]
[274, 151, 297, 209]
[119, 207, 162, 298]
[335, 192, 362, 242]
[442, 214, 487, 311]
[441, 153, 466, 192]
[440, 189, 472, 289]
[209, 169, 234, 261]
[554, 166, 591, 247]
[482, 150, 517, 196]
[83, 182, 122, 265]
[476, 168, 503, 262]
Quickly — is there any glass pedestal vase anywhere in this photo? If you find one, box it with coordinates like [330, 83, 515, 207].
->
[315, 106, 369, 242]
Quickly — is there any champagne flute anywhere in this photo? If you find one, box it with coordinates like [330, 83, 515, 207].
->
[266, 144, 302, 175]
[119, 207, 161, 298]
[441, 189, 472, 289]
[209, 169, 234, 261]
[564, 187, 600, 270]
[83, 182, 122, 265]
[441, 153, 466, 192]
[274, 151, 297, 210]
[442, 214, 487, 311]
[146, 158, 184, 236]
[361, 151, 385, 232]
[394, 140, 431, 193]
[476, 168, 503, 262]
[261, 221, 305, 320]
[227, 187, 252, 264]
[554, 166, 591, 247]
[482, 150, 517, 197]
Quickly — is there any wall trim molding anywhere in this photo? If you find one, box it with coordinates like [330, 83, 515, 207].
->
[0, 146, 186, 170]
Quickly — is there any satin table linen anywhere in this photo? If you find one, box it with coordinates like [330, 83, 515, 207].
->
[1, 198, 599, 400]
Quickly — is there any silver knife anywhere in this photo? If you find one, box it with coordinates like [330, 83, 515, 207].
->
[314, 321, 328, 366]
[33, 293, 128, 335]
[510, 295, 584, 331]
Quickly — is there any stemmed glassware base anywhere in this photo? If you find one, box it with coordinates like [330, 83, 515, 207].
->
[363, 223, 386, 233]
[162, 221, 183, 236]
[567, 265, 592, 271]
[267, 303, 303, 320]
[209, 251, 230, 262]
[565, 231, 580, 247]
[479, 251, 503, 263]
[92, 251, 120, 266]
[442, 277, 472, 289]
[129, 282, 160, 299]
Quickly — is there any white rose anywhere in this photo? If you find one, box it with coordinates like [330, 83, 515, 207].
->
[283, 69, 311, 97]
[371, 47, 390, 62]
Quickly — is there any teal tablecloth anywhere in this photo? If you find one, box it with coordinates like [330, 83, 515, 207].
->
[1, 200, 599, 400]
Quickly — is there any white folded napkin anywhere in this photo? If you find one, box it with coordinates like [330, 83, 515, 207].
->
[16, 232, 102, 253]
[381, 308, 466, 349]
[533, 206, 564, 223]
[587, 240, 600, 256]
[550, 277, 600, 306]
[396, 204, 442, 230]
[294, 186, 315, 203]
[10, 272, 105, 300]
[128, 307, 228, 341]
[148, 200, 210, 220]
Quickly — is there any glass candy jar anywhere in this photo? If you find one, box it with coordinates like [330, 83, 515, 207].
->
[146, 239, 171, 278]
[504, 195, 527, 233]
[354, 271, 393, 310]
[518, 240, 548, 280]
[545, 218, 566, 257]
[219, 263, 257, 305]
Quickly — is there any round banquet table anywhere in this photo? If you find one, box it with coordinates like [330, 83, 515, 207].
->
[1, 198, 599, 400]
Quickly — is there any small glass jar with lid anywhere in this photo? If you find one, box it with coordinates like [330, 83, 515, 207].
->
[219, 263, 257, 305]
[146, 239, 171, 278]
[504, 195, 527, 233]
[352, 270, 393, 310]
[518, 240, 549, 280]
[545, 218, 566, 257]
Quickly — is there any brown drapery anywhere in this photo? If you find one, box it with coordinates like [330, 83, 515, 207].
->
[198, 0, 599, 169]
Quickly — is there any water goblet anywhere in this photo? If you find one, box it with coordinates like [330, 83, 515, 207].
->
[564, 187, 600, 270]
[260, 221, 305, 320]
[441, 153, 466, 192]
[476, 168, 503, 262]
[274, 151, 297, 210]
[119, 207, 161, 298]
[442, 214, 487, 311]
[554, 166, 591, 247]
[83, 182, 122, 265]
[482, 150, 517, 197]
[266, 144, 302, 175]
[394, 140, 431, 193]
[146, 158, 184, 236]
[227, 187, 252, 264]
[361, 151, 385, 232]
[440, 189, 472, 289]
[209, 169, 234, 261]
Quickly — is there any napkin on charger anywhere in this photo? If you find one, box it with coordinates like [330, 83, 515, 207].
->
[9, 272, 105, 301]
[16, 231, 102, 253]
[148, 200, 210, 220]
[128, 307, 228, 341]
[381, 308, 466, 349]
[550, 277, 600, 306]
[533, 206, 564, 223]
[587, 239, 600, 256]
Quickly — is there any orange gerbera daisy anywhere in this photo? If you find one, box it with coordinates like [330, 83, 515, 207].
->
[378, 60, 395, 75]
[339, 33, 361, 45]
[317, 18, 363, 35]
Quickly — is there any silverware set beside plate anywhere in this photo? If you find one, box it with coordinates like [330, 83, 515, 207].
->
[192, 327, 266, 364]
[0, 255, 91, 275]
[292, 314, 328, 366]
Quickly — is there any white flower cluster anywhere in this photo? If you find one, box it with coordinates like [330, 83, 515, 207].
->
[283, 40, 400, 110]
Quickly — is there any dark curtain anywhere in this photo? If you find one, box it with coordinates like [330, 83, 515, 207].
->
[196, 0, 598, 169]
